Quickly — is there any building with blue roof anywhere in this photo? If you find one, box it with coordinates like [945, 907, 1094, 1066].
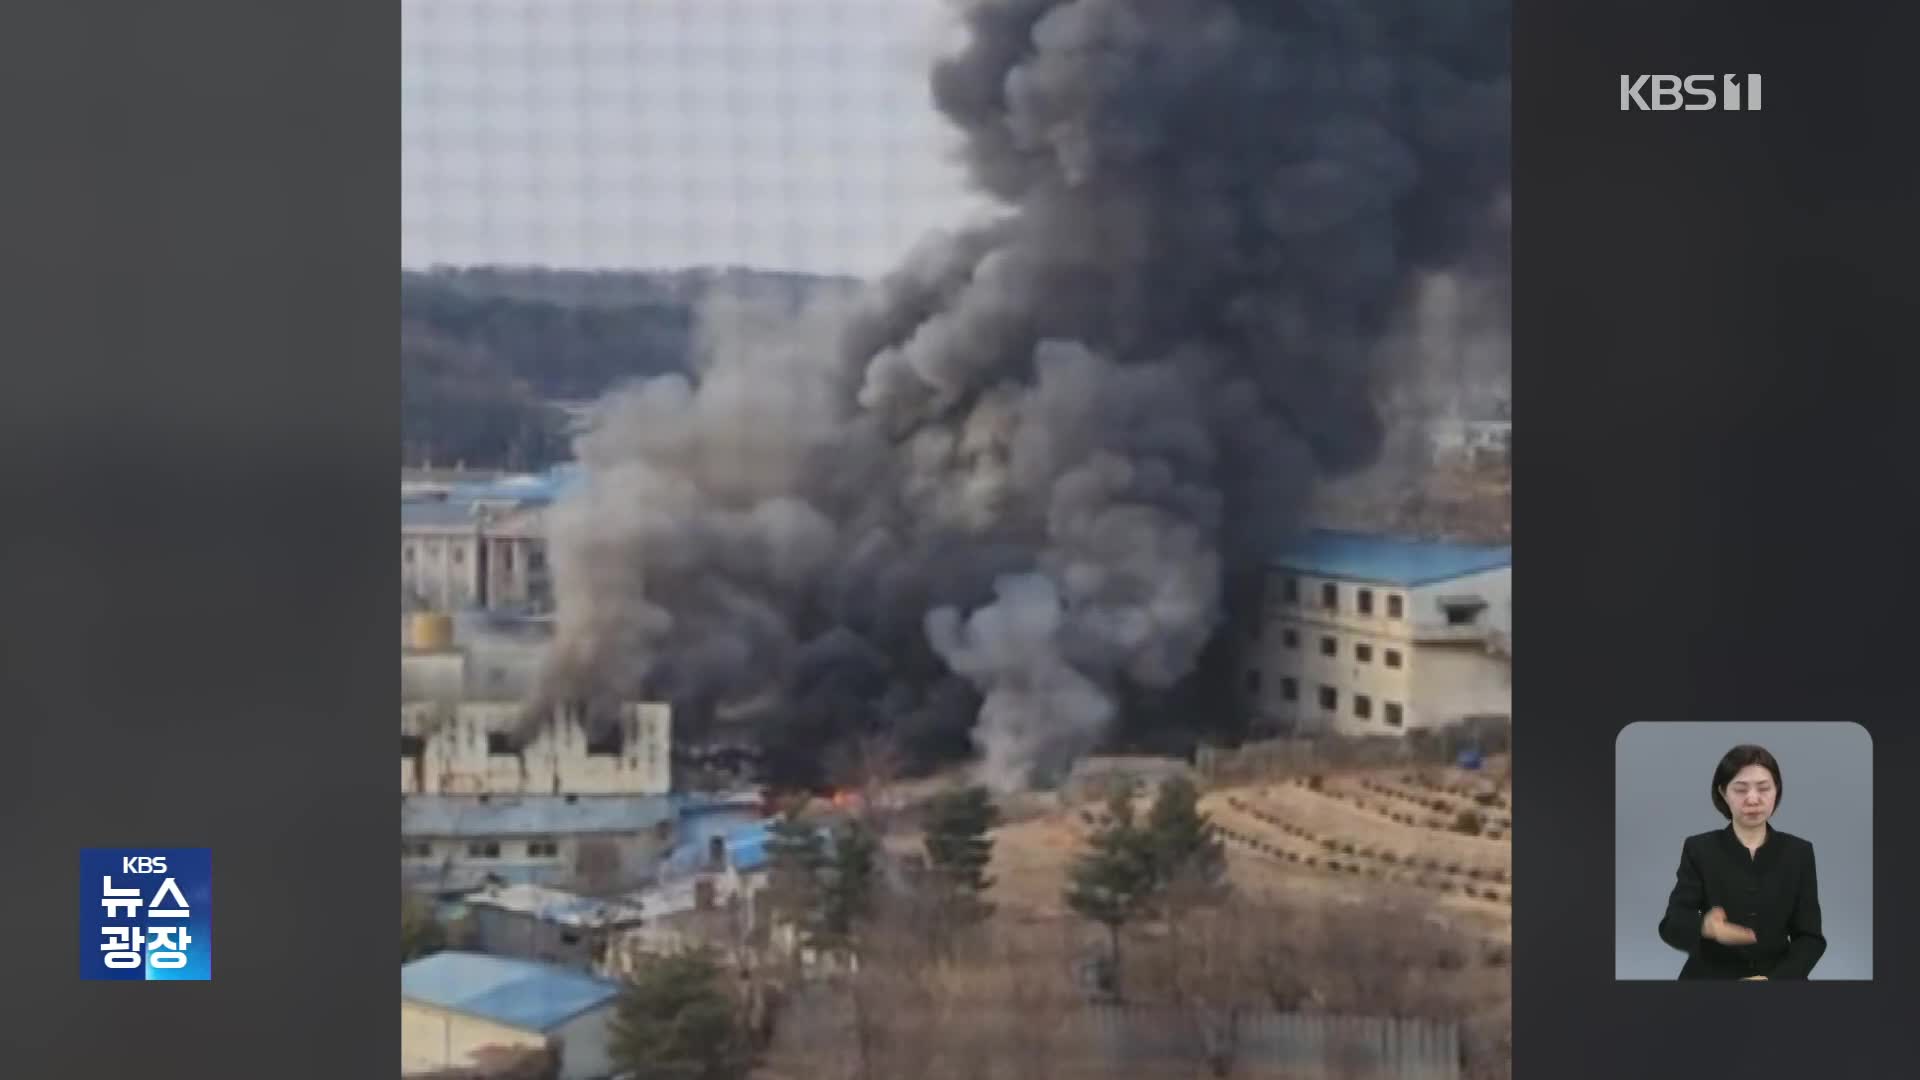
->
[402, 464, 578, 616]
[402, 951, 622, 1079]
[1245, 530, 1512, 739]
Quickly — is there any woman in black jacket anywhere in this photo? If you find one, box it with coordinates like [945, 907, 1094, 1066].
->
[1657, 744, 1826, 979]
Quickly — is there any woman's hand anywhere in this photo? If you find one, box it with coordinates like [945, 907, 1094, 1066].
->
[1702, 906, 1758, 946]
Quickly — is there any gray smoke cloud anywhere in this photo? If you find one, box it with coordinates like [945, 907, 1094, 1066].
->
[540, 0, 1510, 789]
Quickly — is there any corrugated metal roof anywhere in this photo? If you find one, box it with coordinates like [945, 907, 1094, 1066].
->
[1272, 530, 1511, 587]
[466, 883, 649, 927]
[402, 951, 620, 1032]
[402, 795, 676, 838]
[402, 500, 486, 529]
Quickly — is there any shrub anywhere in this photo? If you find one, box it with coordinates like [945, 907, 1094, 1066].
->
[1453, 809, 1485, 836]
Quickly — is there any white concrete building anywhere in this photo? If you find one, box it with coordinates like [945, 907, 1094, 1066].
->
[401, 951, 621, 1080]
[1244, 530, 1511, 738]
[462, 883, 652, 973]
[403, 498, 552, 614]
[401, 701, 671, 797]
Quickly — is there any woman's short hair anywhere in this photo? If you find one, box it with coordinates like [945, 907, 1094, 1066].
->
[1711, 744, 1783, 819]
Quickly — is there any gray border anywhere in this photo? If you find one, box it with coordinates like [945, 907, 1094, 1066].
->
[1514, 0, 1917, 1071]
[1, 3, 395, 1076]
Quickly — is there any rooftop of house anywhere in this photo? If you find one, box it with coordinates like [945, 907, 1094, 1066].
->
[463, 883, 649, 928]
[402, 951, 621, 1033]
[1273, 529, 1511, 587]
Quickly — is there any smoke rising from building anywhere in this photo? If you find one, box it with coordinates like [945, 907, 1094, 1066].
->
[539, 0, 1511, 789]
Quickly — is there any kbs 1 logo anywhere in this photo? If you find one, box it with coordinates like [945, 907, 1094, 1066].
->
[80, 848, 212, 981]
[1620, 74, 1763, 111]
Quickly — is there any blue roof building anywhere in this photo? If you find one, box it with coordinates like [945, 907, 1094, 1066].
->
[402, 952, 623, 1078]
[1272, 530, 1511, 587]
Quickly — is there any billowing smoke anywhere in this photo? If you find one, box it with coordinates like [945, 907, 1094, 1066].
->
[540, 0, 1510, 789]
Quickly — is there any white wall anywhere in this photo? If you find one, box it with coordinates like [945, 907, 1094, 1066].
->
[401, 702, 672, 796]
[551, 1005, 618, 1080]
[401, 1002, 546, 1076]
[1407, 646, 1510, 731]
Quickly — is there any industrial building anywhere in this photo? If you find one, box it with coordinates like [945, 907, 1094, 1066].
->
[401, 951, 621, 1080]
[461, 884, 651, 972]
[401, 794, 678, 897]
[403, 467, 577, 615]
[1244, 530, 1511, 738]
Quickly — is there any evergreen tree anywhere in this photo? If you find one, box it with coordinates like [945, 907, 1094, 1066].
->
[922, 785, 1000, 947]
[818, 817, 879, 949]
[763, 808, 828, 949]
[607, 948, 753, 1080]
[401, 892, 448, 964]
[1064, 786, 1158, 995]
[1144, 776, 1228, 904]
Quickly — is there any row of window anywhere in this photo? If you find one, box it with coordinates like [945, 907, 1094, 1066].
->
[400, 839, 562, 860]
[401, 542, 546, 571]
[1276, 629, 1404, 668]
[1241, 671, 1405, 726]
[1281, 577, 1404, 619]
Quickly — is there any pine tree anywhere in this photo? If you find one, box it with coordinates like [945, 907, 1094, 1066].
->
[1144, 776, 1228, 905]
[1064, 786, 1158, 996]
[608, 948, 753, 1080]
[763, 808, 828, 952]
[818, 817, 879, 949]
[922, 785, 1000, 950]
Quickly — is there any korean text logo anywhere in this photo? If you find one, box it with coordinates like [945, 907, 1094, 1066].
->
[80, 848, 212, 980]
[1620, 74, 1762, 111]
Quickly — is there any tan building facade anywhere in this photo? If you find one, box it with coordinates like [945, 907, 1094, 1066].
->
[1246, 532, 1511, 738]
[401, 701, 671, 797]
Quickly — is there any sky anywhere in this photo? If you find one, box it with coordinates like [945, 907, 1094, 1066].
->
[402, 0, 996, 278]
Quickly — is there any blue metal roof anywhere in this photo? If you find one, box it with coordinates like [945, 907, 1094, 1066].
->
[402, 951, 621, 1032]
[402, 795, 677, 838]
[402, 500, 485, 529]
[1272, 530, 1511, 587]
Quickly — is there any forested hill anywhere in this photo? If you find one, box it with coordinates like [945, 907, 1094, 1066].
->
[400, 266, 853, 469]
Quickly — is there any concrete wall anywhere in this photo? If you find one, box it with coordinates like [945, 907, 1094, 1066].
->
[401, 1002, 547, 1077]
[401, 702, 671, 797]
[551, 1006, 617, 1080]
[404, 529, 550, 614]
[1408, 645, 1510, 731]
[402, 829, 671, 896]
[1408, 567, 1512, 641]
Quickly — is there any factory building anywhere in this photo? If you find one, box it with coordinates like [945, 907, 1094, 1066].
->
[1244, 530, 1511, 738]
[401, 951, 621, 1080]
[401, 794, 678, 897]
[402, 467, 577, 615]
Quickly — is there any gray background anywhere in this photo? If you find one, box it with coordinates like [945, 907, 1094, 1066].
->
[1614, 721, 1872, 980]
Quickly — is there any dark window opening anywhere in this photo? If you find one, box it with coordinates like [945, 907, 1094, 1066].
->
[1280, 678, 1298, 702]
[401, 735, 424, 757]
[1319, 636, 1337, 657]
[1244, 669, 1262, 693]
[708, 835, 727, 868]
[1355, 643, 1373, 663]
[1282, 576, 1299, 603]
[559, 931, 580, 946]
[1387, 594, 1404, 619]
[1282, 629, 1299, 649]
[486, 732, 513, 755]
[528, 549, 547, 572]
[586, 729, 624, 756]
[1357, 588, 1374, 615]
[1385, 703, 1404, 727]
[1385, 649, 1403, 669]
[467, 841, 500, 859]
[1318, 685, 1338, 712]
[1443, 600, 1487, 627]
[1321, 583, 1338, 611]
[1354, 695, 1373, 720]
[527, 840, 559, 858]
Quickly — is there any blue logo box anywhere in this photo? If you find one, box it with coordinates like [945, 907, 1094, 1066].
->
[79, 848, 212, 981]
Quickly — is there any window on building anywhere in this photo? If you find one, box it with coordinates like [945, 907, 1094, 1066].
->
[1354, 694, 1373, 720]
[586, 729, 623, 756]
[501, 544, 515, 570]
[1387, 594, 1404, 619]
[1280, 677, 1298, 702]
[467, 841, 500, 859]
[1283, 628, 1299, 649]
[401, 842, 431, 859]
[486, 732, 513, 755]
[403, 545, 416, 565]
[1385, 703, 1404, 727]
[1443, 599, 1487, 627]
[1318, 685, 1338, 712]
[1320, 635, 1337, 657]
[527, 840, 559, 859]
[1321, 583, 1338, 611]
[400, 735, 424, 758]
[1355, 643, 1373, 663]
[1357, 588, 1374, 616]
[451, 545, 465, 565]
[1282, 575, 1299, 603]
[1385, 649, 1403, 669]
[528, 549, 547, 572]
[1244, 669, 1262, 693]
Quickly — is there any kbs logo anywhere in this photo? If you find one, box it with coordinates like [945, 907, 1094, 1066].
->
[1620, 74, 1763, 111]
[80, 848, 212, 981]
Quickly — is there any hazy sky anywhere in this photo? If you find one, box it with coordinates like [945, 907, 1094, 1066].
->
[402, 0, 995, 278]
